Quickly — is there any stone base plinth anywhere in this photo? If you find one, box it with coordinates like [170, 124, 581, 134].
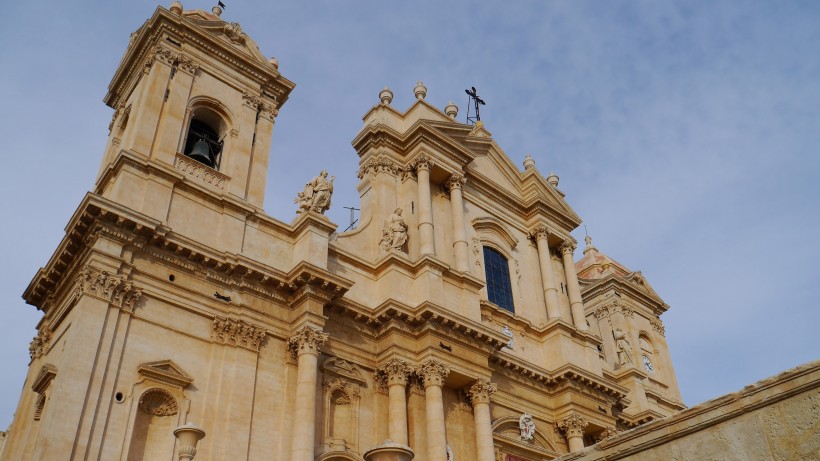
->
[363, 441, 414, 461]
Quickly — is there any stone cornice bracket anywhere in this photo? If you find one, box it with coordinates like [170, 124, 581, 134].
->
[29, 325, 53, 360]
[211, 316, 267, 351]
[76, 268, 143, 312]
[417, 359, 450, 388]
[410, 154, 435, 172]
[375, 358, 415, 390]
[286, 326, 329, 359]
[560, 239, 577, 255]
[556, 414, 589, 439]
[467, 378, 497, 406]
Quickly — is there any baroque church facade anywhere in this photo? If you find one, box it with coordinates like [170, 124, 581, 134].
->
[1, 4, 690, 461]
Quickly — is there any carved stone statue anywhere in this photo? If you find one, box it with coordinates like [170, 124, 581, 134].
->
[295, 170, 335, 214]
[380, 208, 408, 252]
[614, 328, 633, 366]
[519, 413, 536, 441]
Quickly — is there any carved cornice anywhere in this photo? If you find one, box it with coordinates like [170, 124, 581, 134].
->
[375, 358, 414, 388]
[467, 378, 497, 405]
[287, 326, 329, 359]
[75, 268, 142, 312]
[29, 325, 53, 360]
[556, 414, 588, 439]
[417, 359, 450, 387]
[212, 316, 267, 351]
[175, 153, 229, 189]
[357, 155, 404, 179]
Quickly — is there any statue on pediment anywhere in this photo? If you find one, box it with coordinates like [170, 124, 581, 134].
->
[296, 170, 335, 214]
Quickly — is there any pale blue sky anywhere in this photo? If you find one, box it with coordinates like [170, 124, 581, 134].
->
[1, 1, 818, 428]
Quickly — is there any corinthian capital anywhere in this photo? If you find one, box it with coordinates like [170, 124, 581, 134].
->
[375, 358, 414, 387]
[560, 239, 577, 255]
[286, 326, 328, 358]
[556, 414, 588, 439]
[468, 378, 497, 405]
[411, 154, 434, 172]
[529, 224, 550, 241]
[417, 359, 450, 387]
[446, 173, 467, 191]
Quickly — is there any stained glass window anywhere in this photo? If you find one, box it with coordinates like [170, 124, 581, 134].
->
[483, 246, 515, 313]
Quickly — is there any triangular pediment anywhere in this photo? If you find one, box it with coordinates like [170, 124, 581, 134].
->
[138, 360, 193, 389]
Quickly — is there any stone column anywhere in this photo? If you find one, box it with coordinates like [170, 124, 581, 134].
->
[468, 379, 497, 461]
[448, 174, 469, 272]
[557, 414, 588, 453]
[287, 326, 329, 461]
[530, 225, 562, 321]
[561, 240, 588, 331]
[376, 359, 414, 445]
[418, 359, 450, 461]
[124, 45, 175, 156]
[414, 155, 436, 255]
[153, 54, 198, 165]
[246, 102, 277, 207]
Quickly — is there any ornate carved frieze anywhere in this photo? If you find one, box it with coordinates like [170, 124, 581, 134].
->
[175, 152, 229, 189]
[324, 377, 361, 405]
[595, 426, 618, 442]
[374, 358, 414, 390]
[287, 326, 329, 359]
[75, 268, 142, 311]
[357, 156, 404, 179]
[29, 325, 53, 360]
[417, 359, 450, 387]
[467, 378, 497, 405]
[138, 388, 178, 417]
[556, 414, 589, 439]
[650, 316, 666, 336]
[211, 316, 266, 351]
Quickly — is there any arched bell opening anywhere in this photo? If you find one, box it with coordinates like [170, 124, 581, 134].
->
[182, 106, 227, 170]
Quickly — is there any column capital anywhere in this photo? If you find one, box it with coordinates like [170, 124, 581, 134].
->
[560, 239, 577, 255]
[467, 378, 497, 406]
[446, 173, 467, 191]
[375, 358, 414, 387]
[176, 54, 200, 75]
[556, 414, 588, 439]
[286, 325, 328, 359]
[528, 224, 551, 241]
[411, 154, 434, 172]
[417, 359, 450, 387]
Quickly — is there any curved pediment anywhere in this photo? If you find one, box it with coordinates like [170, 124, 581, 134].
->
[472, 216, 520, 249]
[492, 415, 558, 453]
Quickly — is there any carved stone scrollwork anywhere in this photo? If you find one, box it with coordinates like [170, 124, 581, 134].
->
[651, 317, 666, 336]
[29, 325, 53, 360]
[286, 326, 329, 359]
[211, 316, 267, 351]
[75, 268, 142, 311]
[560, 240, 577, 255]
[467, 379, 497, 406]
[556, 414, 589, 439]
[357, 156, 404, 179]
[529, 224, 550, 242]
[138, 388, 178, 416]
[374, 358, 414, 390]
[411, 154, 434, 172]
[417, 359, 450, 387]
[595, 426, 618, 442]
[223, 22, 247, 44]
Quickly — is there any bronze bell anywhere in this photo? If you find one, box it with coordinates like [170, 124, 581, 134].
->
[188, 138, 214, 168]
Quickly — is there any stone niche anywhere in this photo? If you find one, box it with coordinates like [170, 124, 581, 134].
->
[320, 357, 366, 457]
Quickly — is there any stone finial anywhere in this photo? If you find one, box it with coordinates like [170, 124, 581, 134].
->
[523, 154, 536, 170]
[414, 81, 427, 100]
[445, 100, 458, 118]
[173, 422, 206, 461]
[583, 235, 598, 255]
[268, 56, 279, 69]
[547, 171, 559, 187]
[379, 87, 394, 105]
[170, 1, 183, 15]
[212, 5, 223, 16]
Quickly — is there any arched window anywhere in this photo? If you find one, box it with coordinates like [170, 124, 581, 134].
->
[182, 107, 226, 169]
[483, 246, 515, 313]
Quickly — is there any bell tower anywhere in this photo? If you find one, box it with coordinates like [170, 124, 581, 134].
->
[97, 2, 294, 220]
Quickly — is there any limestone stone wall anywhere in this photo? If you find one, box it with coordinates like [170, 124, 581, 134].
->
[556, 360, 820, 461]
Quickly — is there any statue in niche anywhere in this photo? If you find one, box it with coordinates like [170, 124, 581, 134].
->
[379, 208, 408, 252]
[519, 413, 536, 441]
[295, 170, 335, 214]
[613, 328, 633, 366]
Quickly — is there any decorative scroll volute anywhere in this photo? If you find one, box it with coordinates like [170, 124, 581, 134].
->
[287, 326, 329, 358]
[467, 378, 497, 406]
[417, 359, 450, 387]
